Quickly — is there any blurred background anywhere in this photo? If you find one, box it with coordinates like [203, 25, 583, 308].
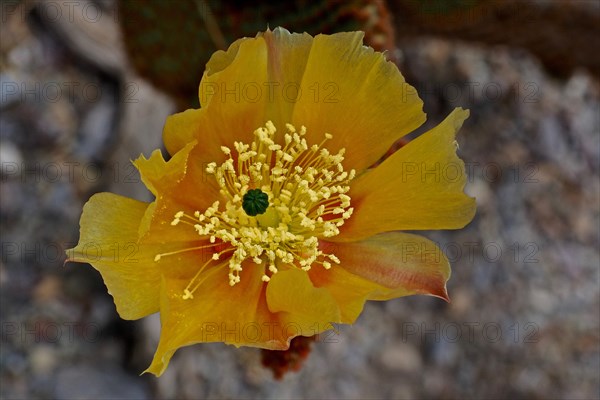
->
[1, 0, 598, 398]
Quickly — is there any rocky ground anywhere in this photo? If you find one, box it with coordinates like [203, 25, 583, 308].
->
[1, 1, 598, 399]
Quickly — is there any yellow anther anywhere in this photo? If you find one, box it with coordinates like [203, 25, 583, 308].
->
[221, 146, 231, 155]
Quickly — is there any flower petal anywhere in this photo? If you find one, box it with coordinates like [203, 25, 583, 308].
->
[307, 264, 381, 324]
[145, 262, 284, 377]
[291, 31, 426, 172]
[134, 141, 226, 246]
[133, 142, 195, 198]
[260, 28, 313, 131]
[337, 108, 476, 241]
[161, 108, 208, 158]
[266, 268, 341, 334]
[66, 193, 159, 320]
[164, 37, 268, 156]
[310, 232, 451, 323]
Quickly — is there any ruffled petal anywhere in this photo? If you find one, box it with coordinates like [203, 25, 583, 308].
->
[133, 142, 194, 198]
[164, 37, 269, 156]
[199, 37, 245, 101]
[291, 31, 426, 172]
[165, 29, 425, 172]
[133, 142, 223, 244]
[66, 193, 159, 320]
[161, 109, 211, 161]
[145, 262, 284, 376]
[337, 108, 476, 241]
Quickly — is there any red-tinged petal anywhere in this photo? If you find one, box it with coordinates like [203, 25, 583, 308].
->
[337, 108, 476, 241]
[312, 233, 451, 320]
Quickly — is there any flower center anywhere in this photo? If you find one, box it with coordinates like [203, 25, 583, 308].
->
[155, 121, 355, 299]
[242, 189, 269, 216]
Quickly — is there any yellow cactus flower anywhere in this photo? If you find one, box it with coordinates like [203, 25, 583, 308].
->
[67, 28, 475, 376]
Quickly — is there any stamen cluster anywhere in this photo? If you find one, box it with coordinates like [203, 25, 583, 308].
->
[159, 121, 355, 297]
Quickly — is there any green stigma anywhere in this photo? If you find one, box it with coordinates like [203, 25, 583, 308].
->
[242, 189, 269, 216]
